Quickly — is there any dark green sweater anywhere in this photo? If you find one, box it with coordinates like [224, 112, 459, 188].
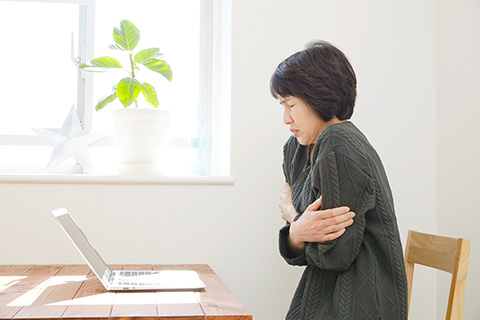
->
[279, 121, 408, 320]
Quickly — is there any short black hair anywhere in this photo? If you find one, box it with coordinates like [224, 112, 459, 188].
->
[270, 40, 357, 121]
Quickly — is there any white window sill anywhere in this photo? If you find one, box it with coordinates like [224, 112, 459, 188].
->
[0, 174, 235, 185]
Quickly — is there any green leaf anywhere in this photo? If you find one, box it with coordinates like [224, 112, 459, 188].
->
[109, 44, 125, 51]
[134, 48, 163, 64]
[113, 20, 140, 51]
[80, 56, 123, 71]
[95, 91, 118, 111]
[141, 82, 159, 108]
[116, 77, 142, 107]
[142, 58, 173, 82]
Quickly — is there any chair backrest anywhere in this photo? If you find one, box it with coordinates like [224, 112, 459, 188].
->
[404, 230, 471, 320]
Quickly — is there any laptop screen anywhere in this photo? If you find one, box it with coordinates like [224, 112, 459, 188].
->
[51, 208, 111, 285]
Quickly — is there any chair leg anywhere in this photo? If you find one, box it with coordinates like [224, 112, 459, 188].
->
[446, 239, 471, 320]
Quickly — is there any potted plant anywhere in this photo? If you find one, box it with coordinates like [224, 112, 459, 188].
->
[81, 19, 173, 175]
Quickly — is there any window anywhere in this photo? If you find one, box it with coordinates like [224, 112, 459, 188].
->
[0, 0, 231, 177]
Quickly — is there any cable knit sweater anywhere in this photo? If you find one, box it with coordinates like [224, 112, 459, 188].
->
[279, 121, 408, 320]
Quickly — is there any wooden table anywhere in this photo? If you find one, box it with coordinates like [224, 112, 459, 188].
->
[0, 264, 252, 320]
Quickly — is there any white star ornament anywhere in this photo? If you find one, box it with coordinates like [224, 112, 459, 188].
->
[32, 105, 102, 173]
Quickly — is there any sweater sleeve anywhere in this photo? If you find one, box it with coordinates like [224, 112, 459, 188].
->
[279, 223, 308, 265]
[278, 137, 309, 266]
[302, 151, 375, 271]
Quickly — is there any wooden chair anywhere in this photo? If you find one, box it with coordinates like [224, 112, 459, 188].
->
[404, 230, 471, 319]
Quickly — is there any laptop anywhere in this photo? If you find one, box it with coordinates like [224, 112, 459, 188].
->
[51, 207, 206, 291]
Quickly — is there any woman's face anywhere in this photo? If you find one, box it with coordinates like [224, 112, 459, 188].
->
[280, 96, 324, 146]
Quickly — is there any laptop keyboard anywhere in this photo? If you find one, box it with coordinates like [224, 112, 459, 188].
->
[111, 270, 203, 289]
[116, 270, 161, 286]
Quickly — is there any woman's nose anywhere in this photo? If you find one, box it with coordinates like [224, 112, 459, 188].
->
[283, 109, 292, 125]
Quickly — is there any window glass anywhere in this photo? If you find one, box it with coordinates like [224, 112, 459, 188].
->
[0, 1, 79, 135]
[0, 0, 208, 175]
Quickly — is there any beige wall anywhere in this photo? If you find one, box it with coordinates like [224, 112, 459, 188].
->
[437, 0, 480, 319]
[5, 0, 475, 319]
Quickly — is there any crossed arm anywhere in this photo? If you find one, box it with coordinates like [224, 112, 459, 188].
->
[279, 151, 376, 271]
[279, 182, 355, 255]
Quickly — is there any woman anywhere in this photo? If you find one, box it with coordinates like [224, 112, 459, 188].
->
[271, 41, 408, 320]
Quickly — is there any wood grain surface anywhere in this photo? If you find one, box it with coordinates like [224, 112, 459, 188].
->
[0, 265, 252, 320]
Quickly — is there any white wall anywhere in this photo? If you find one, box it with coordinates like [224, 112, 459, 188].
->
[437, 0, 480, 319]
[0, 1, 450, 319]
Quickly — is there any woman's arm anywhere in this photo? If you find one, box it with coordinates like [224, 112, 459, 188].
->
[279, 182, 355, 257]
[303, 151, 375, 271]
[289, 197, 355, 251]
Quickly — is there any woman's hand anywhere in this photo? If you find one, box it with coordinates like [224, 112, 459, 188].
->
[288, 197, 355, 253]
[279, 183, 298, 223]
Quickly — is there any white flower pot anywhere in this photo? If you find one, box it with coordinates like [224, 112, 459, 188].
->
[112, 108, 170, 175]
